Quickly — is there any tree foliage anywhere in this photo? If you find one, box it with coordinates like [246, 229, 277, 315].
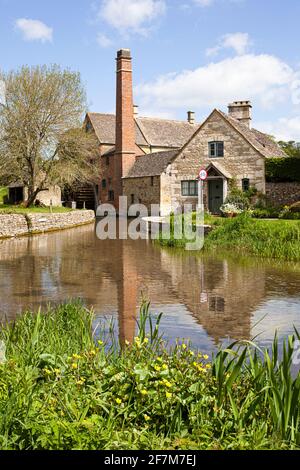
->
[0, 65, 99, 206]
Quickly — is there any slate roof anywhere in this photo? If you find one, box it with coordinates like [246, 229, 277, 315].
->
[124, 150, 179, 178]
[87, 113, 198, 149]
[217, 110, 286, 158]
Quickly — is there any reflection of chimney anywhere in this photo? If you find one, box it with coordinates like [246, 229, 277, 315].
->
[228, 101, 252, 128]
[114, 49, 136, 206]
[133, 104, 139, 117]
[187, 111, 195, 124]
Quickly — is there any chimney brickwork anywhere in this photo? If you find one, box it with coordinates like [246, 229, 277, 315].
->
[228, 101, 252, 128]
[114, 49, 136, 208]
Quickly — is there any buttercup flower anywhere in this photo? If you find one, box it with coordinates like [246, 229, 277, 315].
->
[115, 398, 122, 405]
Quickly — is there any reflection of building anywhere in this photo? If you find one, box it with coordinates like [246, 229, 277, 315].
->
[0, 224, 299, 346]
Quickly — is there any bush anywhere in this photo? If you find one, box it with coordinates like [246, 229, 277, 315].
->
[266, 157, 300, 182]
[289, 201, 300, 213]
[224, 188, 250, 211]
[250, 208, 281, 219]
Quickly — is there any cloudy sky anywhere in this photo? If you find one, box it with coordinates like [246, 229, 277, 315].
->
[1, 0, 300, 140]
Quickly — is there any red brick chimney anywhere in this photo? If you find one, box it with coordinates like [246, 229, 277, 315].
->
[114, 49, 136, 208]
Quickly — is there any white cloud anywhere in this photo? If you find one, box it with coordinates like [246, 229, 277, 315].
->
[256, 117, 300, 141]
[15, 18, 53, 43]
[136, 54, 297, 112]
[97, 32, 113, 48]
[99, 0, 166, 34]
[206, 32, 251, 56]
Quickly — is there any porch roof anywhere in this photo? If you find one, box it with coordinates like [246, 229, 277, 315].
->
[205, 162, 232, 179]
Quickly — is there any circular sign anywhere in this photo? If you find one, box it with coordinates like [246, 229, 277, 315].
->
[199, 169, 208, 181]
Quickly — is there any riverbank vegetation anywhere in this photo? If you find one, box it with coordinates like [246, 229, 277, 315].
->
[0, 204, 73, 214]
[159, 213, 300, 262]
[1, 302, 300, 450]
[0, 187, 7, 205]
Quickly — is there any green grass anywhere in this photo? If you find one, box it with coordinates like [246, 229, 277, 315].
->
[159, 213, 300, 262]
[0, 204, 73, 214]
[1, 301, 300, 450]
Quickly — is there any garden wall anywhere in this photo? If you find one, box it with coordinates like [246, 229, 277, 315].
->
[0, 210, 95, 240]
[266, 182, 300, 206]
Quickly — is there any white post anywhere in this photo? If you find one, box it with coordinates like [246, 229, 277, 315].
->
[198, 179, 204, 211]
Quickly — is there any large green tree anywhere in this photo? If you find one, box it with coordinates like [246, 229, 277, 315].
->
[0, 65, 99, 207]
[278, 140, 300, 158]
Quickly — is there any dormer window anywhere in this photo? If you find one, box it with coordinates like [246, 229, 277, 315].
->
[209, 141, 224, 158]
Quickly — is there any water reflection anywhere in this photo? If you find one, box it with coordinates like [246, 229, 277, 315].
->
[0, 222, 300, 353]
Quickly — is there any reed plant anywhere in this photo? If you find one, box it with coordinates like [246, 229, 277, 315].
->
[0, 301, 300, 449]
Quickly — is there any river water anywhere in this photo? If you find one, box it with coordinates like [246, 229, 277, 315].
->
[0, 222, 300, 355]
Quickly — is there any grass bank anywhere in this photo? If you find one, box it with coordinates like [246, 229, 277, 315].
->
[0, 205, 73, 214]
[1, 302, 300, 450]
[0, 187, 8, 205]
[159, 213, 300, 262]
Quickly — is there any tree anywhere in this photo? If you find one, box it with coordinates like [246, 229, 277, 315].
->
[0, 65, 99, 207]
[278, 140, 300, 158]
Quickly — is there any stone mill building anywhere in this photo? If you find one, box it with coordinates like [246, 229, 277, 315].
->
[85, 49, 286, 215]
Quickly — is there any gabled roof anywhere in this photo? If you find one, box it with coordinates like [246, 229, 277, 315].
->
[86, 113, 199, 149]
[136, 117, 199, 148]
[206, 162, 232, 179]
[217, 110, 286, 158]
[124, 150, 178, 178]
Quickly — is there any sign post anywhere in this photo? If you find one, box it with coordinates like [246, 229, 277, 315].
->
[198, 168, 208, 210]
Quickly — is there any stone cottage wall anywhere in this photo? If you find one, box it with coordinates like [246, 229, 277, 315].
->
[266, 182, 300, 206]
[169, 111, 265, 210]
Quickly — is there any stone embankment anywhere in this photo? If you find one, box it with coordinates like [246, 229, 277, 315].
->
[0, 211, 95, 240]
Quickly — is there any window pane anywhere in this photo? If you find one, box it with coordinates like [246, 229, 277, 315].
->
[209, 143, 215, 157]
[189, 181, 198, 196]
[242, 179, 250, 192]
[217, 142, 224, 157]
[181, 181, 189, 196]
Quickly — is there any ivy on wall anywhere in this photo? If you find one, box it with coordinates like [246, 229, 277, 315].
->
[266, 157, 300, 183]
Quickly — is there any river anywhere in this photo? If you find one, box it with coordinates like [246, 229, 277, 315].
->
[0, 222, 300, 355]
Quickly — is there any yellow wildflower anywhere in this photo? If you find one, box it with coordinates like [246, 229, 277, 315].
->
[156, 357, 163, 362]
[166, 392, 172, 399]
[154, 365, 161, 372]
[144, 414, 150, 422]
[140, 389, 148, 396]
[90, 350, 96, 356]
[54, 368, 61, 376]
[164, 380, 172, 388]
[189, 351, 195, 357]
[206, 364, 212, 369]
[71, 363, 78, 370]
[181, 344, 187, 350]
[76, 378, 85, 386]
[115, 398, 122, 405]
[43, 368, 52, 376]
[72, 354, 81, 360]
[193, 362, 198, 368]
[98, 340, 104, 346]
[125, 340, 130, 346]
[162, 364, 168, 370]
[143, 338, 149, 344]
[203, 354, 209, 360]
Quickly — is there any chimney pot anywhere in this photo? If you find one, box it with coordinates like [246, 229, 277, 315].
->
[117, 49, 131, 59]
[187, 111, 195, 124]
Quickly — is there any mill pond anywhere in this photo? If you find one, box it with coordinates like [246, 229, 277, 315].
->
[1, 221, 300, 356]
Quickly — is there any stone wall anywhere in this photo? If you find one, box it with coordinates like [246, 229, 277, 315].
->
[123, 176, 160, 213]
[0, 214, 29, 239]
[266, 182, 300, 206]
[0, 210, 95, 240]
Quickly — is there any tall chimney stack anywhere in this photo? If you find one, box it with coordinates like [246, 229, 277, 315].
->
[228, 101, 252, 128]
[114, 49, 136, 207]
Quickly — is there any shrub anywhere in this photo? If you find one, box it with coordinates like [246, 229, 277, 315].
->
[224, 188, 250, 211]
[266, 157, 300, 182]
[289, 201, 300, 213]
[220, 203, 243, 215]
[250, 208, 280, 219]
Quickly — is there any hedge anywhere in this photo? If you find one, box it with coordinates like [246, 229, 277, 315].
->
[266, 157, 300, 182]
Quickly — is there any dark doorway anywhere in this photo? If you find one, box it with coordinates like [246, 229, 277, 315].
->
[208, 179, 223, 214]
[9, 187, 24, 205]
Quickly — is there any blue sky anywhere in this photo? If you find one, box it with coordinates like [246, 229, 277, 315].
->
[1, 0, 300, 140]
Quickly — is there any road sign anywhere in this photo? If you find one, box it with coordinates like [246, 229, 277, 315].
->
[199, 169, 208, 181]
